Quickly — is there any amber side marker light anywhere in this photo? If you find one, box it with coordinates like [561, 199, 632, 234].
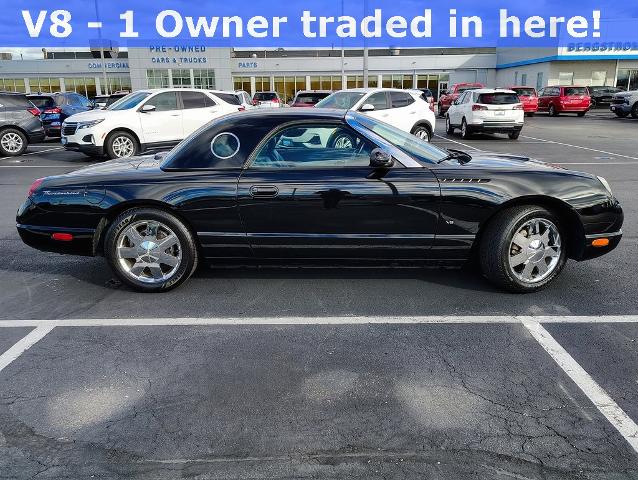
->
[592, 238, 610, 247]
[51, 233, 73, 242]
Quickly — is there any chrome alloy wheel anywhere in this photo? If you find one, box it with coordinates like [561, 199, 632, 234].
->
[414, 129, 429, 140]
[111, 135, 135, 158]
[508, 218, 561, 283]
[116, 220, 182, 283]
[1, 132, 23, 153]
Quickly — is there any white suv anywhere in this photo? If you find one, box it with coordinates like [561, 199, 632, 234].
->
[315, 88, 436, 141]
[446, 88, 524, 140]
[61, 88, 242, 159]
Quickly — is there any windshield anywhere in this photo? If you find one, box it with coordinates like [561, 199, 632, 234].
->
[254, 92, 277, 101]
[512, 88, 536, 97]
[457, 85, 481, 93]
[107, 92, 150, 110]
[349, 114, 448, 164]
[316, 91, 365, 109]
[294, 92, 331, 104]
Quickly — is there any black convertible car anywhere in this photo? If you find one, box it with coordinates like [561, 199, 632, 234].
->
[17, 109, 622, 293]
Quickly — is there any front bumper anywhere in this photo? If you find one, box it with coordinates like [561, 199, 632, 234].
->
[17, 223, 96, 256]
[63, 142, 104, 156]
[610, 104, 631, 114]
[580, 230, 622, 260]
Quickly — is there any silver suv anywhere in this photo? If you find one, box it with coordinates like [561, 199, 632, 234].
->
[610, 90, 638, 118]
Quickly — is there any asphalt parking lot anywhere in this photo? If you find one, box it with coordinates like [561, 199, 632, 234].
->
[1, 111, 637, 478]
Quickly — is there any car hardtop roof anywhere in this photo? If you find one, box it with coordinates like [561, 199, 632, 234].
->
[506, 86, 537, 89]
[234, 107, 347, 120]
[333, 87, 418, 94]
[471, 88, 517, 94]
[553, 85, 589, 89]
[296, 89, 332, 94]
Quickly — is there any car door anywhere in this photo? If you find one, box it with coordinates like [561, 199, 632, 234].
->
[449, 91, 466, 125]
[237, 121, 440, 260]
[360, 92, 392, 124]
[180, 91, 219, 137]
[138, 91, 183, 145]
[386, 91, 419, 132]
[538, 88, 549, 110]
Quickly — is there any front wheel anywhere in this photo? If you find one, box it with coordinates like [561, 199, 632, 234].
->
[479, 206, 566, 293]
[104, 208, 199, 292]
[105, 131, 138, 159]
[549, 104, 558, 117]
[615, 110, 629, 118]
[0, 128, 28, 156]
[631, 103, 638, 119]
[328, 130, 356, 149]
[412, 125, 431, 142]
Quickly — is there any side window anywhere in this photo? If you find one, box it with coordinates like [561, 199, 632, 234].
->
[148, 92, 178, 111]
[251, 124, 376, 169]
[456, 92, 467, 104]
[68, 94, 82, 106]
[390, 91, 415, 108]
[181, 91, 209, 109]
[77, 95, 91, 107]
[365, 92, 389, 110]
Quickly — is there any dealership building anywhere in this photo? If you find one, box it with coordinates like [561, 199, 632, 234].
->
[0, 45, 637, 102]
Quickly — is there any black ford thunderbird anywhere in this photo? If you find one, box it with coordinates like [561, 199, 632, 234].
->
[17, 109, 622, 293]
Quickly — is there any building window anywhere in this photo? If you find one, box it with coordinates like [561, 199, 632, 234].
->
[193, 69, 216, 89]
[233, 76, 251, 92]
[536, 72, 544, 90]
[146, 69, 169, 88]
[106, 76, 131, 94]
[616, 69, 638, 91]
[64, 77, 96, 98]
[172, 69, 191, 88]
[347, 75, 363, 89]
[514, 71, 519, 84]
[381, 74, 411, 89]
[521, 74, 527, 86]
[558, 72, 574, 85]
[273, 75, 307, 103]
[591, 71, 607, 86]
[254, 76, 270, 92]
[28, 77, 61, 93]
[0, 78, 26, 93]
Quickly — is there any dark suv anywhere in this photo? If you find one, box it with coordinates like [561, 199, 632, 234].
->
[27, 92, 93, 137]
[0, 92, 45, 157]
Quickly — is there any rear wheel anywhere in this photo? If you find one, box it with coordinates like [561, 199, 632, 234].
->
[105, 131, 138, 159]
[0, 128, 28, 157]
[508, 130, 521, 140]
[479, 205, 566, 293]
[631, 103, 638, 119]
[577, 111, 586, 117]
[460, 119, 471, 139]
[105, 208, 198, 292]
[328, 130, 356, 149]
[412, 125, 431, 142]
[445, 116, 455, 134]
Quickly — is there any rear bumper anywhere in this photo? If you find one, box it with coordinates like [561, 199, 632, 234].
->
[44, 125, 61, 137]
[557, 105, 590, 112]
[468, 122, 523, 134]
[16, 223, 96, 256]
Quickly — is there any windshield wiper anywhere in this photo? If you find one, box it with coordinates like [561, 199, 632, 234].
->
[437, 148, 472, 164]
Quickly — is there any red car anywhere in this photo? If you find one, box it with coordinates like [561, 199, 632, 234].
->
[506, 86, 539, 115]
[537, 86, 591, 117]
[437, 82, 484, 117]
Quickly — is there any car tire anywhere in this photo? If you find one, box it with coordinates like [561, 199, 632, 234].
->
[437, 104, 444, 118]
[549, 104, 558, 117]
[412, 125, 431, 142]
[615, 110, 629, 118]
[328, 130, 356, 149]
[631, 103, 638, 119]
[460, 119, 471, 139]
[526, 112, 535, 117]
[508, 131, 521, 140]
[0, 128, 28, 157]
[479, 205, 567, 293]
[445, 116, 455, 134]
[105, 131, 138, 159]
[104, 208, 199, 293]
[577, 111, 586, 117]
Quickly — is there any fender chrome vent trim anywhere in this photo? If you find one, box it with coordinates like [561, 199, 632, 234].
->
[439, 178, 490, 183]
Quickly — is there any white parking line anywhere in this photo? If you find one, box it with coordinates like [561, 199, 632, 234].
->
[0, 325, 55, 373]
[433, 134, 481, 151]
[523, 319, 638, 454]
[0, 147, 63, 161]
[521, 135, 638, 161]
[0, 315, 637, 328]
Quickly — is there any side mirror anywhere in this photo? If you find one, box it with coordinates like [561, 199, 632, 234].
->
[141, 104, 156, 113]
[369, 148, 394, 168]
[360, 103, 375, 112]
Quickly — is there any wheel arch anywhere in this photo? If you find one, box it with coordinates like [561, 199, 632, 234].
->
[410, 120, 433, 136]
[472, 195, 585, 261]
[93, 200, 199, 256]
[0, 124, 29, 139]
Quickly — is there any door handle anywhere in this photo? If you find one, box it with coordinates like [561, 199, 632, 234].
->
[249, 185, 279, 198]
[170, 114, 180, 117]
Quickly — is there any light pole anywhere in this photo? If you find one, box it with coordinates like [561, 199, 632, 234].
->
[362, 0, 369, 87]
[94, 0, 108, 96]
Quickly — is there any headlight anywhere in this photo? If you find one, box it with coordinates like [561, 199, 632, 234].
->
[597, 176, 613, 195]
[77, 119, 104, 130]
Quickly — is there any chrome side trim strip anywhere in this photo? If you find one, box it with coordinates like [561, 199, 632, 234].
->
[585, 230, 622, 239]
